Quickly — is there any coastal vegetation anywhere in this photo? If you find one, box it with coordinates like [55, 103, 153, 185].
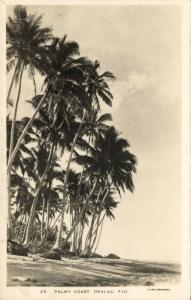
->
[7, 5, 137, 259]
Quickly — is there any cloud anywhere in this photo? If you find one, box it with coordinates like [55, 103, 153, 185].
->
[126, 70, 156, 94]
[104, 70, 156, 113]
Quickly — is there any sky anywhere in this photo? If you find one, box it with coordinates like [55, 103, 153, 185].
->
[7, 5, 182, 262]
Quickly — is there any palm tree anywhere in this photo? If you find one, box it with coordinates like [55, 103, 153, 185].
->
[7, 5, 52, 159]
[59, 68, 115, 255]
[65, 126, 137, 253]
[40, 160, 64, 242]
[22, 58, 93, 246]
[6, 5, 52, 103]
[86, 60, 115, 110]
[76, 126, 137, 194]
[7, 5, 52, 239]
[50, 61, 117, 253]
[7, 34, 90, 240]
[7, 37, 93, 172]
[88, 190, 118, 255]
[7, 116, 37, 239]
[6, 7, 138, 259]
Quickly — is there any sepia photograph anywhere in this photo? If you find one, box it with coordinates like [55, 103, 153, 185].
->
[0, 0, 190, 299]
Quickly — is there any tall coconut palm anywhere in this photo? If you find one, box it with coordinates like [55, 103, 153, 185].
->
[7, 34, 90, 240]
[7, 5, 52, 159]
[63, 126, 137, 252]
[7, 116, 38, 239]
[88, 190, 118, 255]
[51, 95, 113, 251]
[22, 75, 91, 246]
[7, 5, 52, 238]
[37, 45, 102, 252]
[7, 37, 93, 172]
[39, 165, 64, 242]
[51, 82, 116, 254]
[60, 70, 115, 254]
[6, 5, 52, 103]
[76, 126, 137, 194]
[86, 60, 115, 110]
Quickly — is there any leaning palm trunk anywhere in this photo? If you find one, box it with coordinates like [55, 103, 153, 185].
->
[7, 72, 15, 106]
[85, 189, 109, 256]
[7, 88, 51, 238]
[7, 176, 14, 239]
[92, 213, 106, 255]
[8, 63, 25, 160]
[49, 210, 61, 231]
[72, 133, 92, 252]
[61, 178, 99, 250]
[7, 85, 53, 174]
[7, 63, 25, 239]
[91, 210, 106, 238]
[84, 212, 96, 253]
[23, 142, 55, 245]
[84, 187, 102, 252]
[88, 211, 102, 254]
[6, 61, 19, 105]
[53, 111, 86, 250]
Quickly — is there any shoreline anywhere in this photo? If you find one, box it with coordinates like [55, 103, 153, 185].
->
[7, 254, 181, 287]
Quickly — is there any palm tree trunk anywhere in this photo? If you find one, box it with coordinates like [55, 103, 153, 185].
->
[17, 212, 25, 239]
[84, 187, 102, 252]
[8, 63, 25, 160]
[45, 197, 50, 239]
[7, 85, 52, 174]
[23, 142, 55, 245]
[77, 219, 85, 255]
[60, 178, 99, 250]
[72, 210, 79, 253]
[88, 212, 102, 254]
[49, 210, 61, 231]
[86, 189, 108, 256]
[73, 208, 81, 254]
[76, 221, 81, 253]
[92, 213, 105, 255]
[7, 176, 14, 239]
[71, 211, 75, 252]
[7, 83, 51, 238]
[7, 63, 25, 239]
[91, 211, 106, 237]
[72, 171, 84, 253]
[84, 213, 96, 253]
[72, 132, 91, 251]
[31, 69, 37, 96]
[53, 111, 86, 250]
[22, 216, 29, 243]
[41, 197, 46, 241]
[6, 62, 18, 105]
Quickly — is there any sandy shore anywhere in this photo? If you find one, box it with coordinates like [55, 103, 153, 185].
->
[7, 255, 181, 287]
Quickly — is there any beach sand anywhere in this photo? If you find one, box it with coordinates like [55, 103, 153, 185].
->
[7, 255, 181, 287]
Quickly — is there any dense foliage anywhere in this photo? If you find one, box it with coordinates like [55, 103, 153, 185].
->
[7, 5, 137, 257]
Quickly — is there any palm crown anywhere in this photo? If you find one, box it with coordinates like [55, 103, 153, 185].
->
[74, 126, 137, 195]
[7, 5, 52, 81]
[7, 6, 137, 257]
